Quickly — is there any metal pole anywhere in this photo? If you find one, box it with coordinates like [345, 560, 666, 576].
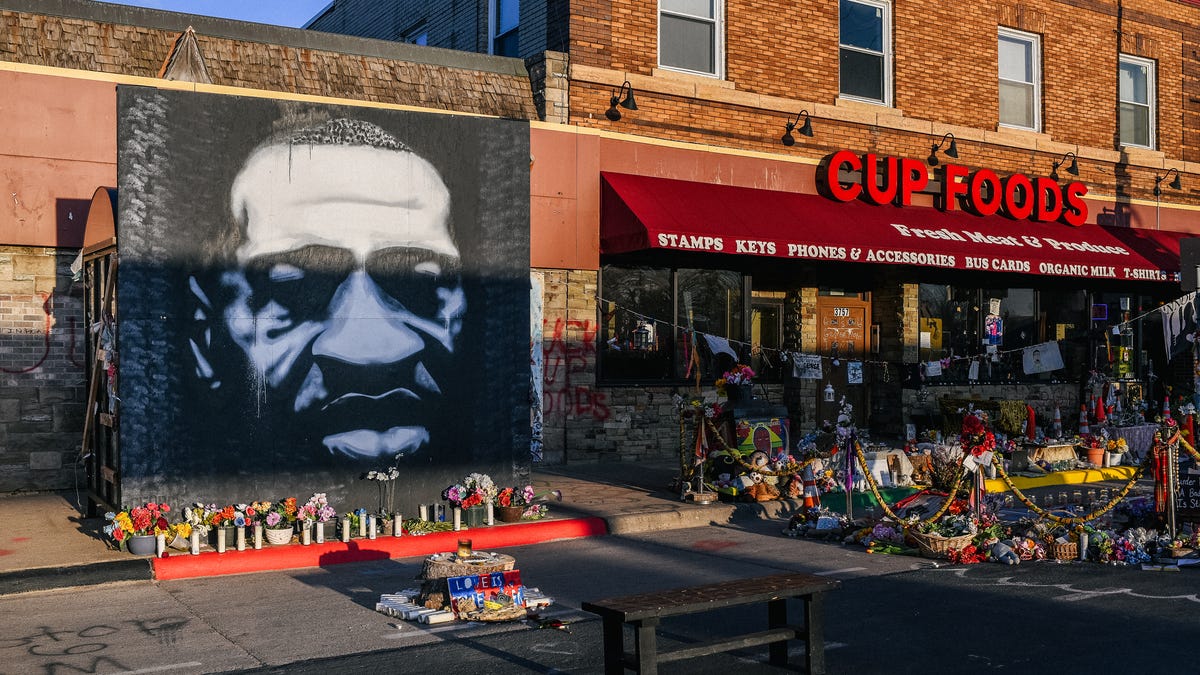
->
[1168, 442, 1178, 539]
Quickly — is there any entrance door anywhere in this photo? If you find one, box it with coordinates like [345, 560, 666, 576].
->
[815, 294, 871, 428]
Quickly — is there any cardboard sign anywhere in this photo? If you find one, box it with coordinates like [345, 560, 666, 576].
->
[447, 570, 525, 617]
[1175, 461, 1200, 517]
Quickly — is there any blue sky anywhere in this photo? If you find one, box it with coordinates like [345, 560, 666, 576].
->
[96, 1, 333, 28]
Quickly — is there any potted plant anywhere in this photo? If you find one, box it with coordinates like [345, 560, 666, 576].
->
[443, 473, 497, 527]
[104, 502, 172, 555]
[1106, 438, 1128, 467]
[263, 497, 298, 545]
[365, 467, 400, 530]
[495, 485, 562, 522]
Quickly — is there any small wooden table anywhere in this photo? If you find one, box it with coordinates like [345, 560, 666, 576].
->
[582, 572, 840, 674]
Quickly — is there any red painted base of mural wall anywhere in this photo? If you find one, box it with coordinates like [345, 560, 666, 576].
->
[152, 517, 608, 580]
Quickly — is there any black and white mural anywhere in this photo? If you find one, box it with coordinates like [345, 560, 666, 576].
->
[115, 88, 530, 513]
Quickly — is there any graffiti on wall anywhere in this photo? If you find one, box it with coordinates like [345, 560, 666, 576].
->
[0, 291, 83, 374]
[542, 317, 609, 421]
[115, 87, 530, 510]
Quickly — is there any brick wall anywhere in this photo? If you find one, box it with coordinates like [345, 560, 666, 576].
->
[0, 246, 85, 492]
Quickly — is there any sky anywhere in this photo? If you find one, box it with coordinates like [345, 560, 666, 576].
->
[96, 1, 333, 28]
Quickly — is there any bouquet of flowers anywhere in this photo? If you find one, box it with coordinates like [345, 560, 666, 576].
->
[244, 500, 274, 526]
[496, 485, 562, 520]
[264, 497, 298, 530]
[443, 473, 498, 509]
[297, 493, 336, 523]
[959, 413, 996, 457]
[366, 467, 400, 516]
[103, 502, 172, 550]
[715, 364, 755, 396]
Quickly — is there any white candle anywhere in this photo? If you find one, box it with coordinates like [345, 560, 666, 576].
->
[155, 534, 166, 557]
[393, 515, 403, 537]
[419, 504, 428, 521]
[341, 516, 350, 542]
[453, 507, 462, 531]
[315, 521, 325, 543]
[302, 524, 312, 545]
[368, 517, 377, 539]
[236, 526, 246, 551]
[487, 503, 494, 526]
[358, 514, 367, 538]
[216, 527, 227, 553]
[189, 530, 199, 555]
[254, 523, 263, 549]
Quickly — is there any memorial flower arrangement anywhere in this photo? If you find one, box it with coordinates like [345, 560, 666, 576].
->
[497, 485, 562, 519]
[959, 413, 996, 457]
[264, 497, 298, 530]
[298, 493, 336, 523]
[366, 466, 401, 516]
[103, 502, 172, 549]
[243, 500, 273, 526]
[1106, 438, 1129, 453]
[443, 473, 498, 509]
[715, 364, 755, 396]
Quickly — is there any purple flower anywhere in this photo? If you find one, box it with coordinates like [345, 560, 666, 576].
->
[266, 512, 282, 527]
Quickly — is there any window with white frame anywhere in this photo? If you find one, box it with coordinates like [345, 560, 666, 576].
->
[998, 28, 1041, 130]
[659, 0, 722, 77]
[490, 0, 519, 57]
[839, 0, 891, 105]
[1119, 54, 1155, 149]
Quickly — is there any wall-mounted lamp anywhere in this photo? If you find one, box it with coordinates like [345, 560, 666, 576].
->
[605, 80, 637, 121]
[1050, 151, 1079, 180]
[781, 110, 813, 146]
[926, 132, 958, 166]
[823, 383, 835, 402]
[1154, 167, 1183, 197]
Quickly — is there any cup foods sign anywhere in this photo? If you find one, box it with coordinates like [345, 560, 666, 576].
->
[817, 150, 1089, 225]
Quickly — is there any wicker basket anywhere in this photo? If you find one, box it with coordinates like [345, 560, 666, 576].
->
[1048, 540, 1078, 561]
[911, 532, 975, 559]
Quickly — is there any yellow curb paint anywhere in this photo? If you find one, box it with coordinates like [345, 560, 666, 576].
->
[984, 466, 1138, 493]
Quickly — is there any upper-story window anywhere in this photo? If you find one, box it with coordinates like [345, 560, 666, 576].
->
[659, 0, 723, 77]
[839, 0, 891, 105]
[1119, 54, 1156, 149]
[998, 28, 1041, 131]
[490, 0, 519, 57]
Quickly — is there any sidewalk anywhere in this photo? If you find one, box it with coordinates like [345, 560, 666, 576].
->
[0, 460, 1150, 595]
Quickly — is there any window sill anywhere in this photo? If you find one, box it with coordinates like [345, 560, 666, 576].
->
[651, 67, 733, 89]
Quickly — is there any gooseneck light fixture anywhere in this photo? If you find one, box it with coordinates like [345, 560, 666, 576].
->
[605, 81, 637, 121]
[1050, 151, 1079, 180]
[1154, 167, 1183, 197]
[926, 132, 959, 166]
[780, 110, 813, 146]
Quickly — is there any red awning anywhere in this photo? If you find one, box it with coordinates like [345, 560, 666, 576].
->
[601, 172, 1186, 282]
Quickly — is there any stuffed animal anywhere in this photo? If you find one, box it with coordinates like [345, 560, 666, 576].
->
[991, 539, 1020, 565]
[744, 481, 779, 502]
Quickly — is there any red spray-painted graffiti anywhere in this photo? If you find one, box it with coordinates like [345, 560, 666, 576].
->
[0, 291, 84, 374]
[542, 318, 609, 421]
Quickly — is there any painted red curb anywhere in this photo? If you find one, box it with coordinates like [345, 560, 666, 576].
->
[151, 517, 608, 581]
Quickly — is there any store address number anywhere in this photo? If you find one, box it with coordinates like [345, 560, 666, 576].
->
[832, 307, 850, 317]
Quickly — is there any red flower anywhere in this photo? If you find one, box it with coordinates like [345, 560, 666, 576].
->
[156, 516, 169, 532]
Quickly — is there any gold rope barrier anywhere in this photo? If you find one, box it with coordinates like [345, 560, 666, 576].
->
[853, 443, 967, 526]
[988, 450, 1145, 525]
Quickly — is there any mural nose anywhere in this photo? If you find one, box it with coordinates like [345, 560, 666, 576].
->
[312, 270, 423, 364]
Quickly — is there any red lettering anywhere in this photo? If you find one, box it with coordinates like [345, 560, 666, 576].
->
[967, 169, 1002, 216]
[862, 154, 898, 205]
[1002, 174, 1034, 220]
[897, 158, 928, 206]
[823, 150, 862, 202]
[1033, 177, 1063, 222]
[938, 164, 969, 211]
[1060, 181, 1089, 226]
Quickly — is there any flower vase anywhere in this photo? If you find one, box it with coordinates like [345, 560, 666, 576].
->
[126, 534, 156, 556]
[265, 526, 294, 546]
[495, 505, 524, 523]
[1085, 447, 1105, 466]
[463, 505, 487, 528]
[726, 383, 753, 404]
[1108, 452, 1122, 467]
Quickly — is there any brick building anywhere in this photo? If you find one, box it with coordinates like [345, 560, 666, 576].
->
[312, 0, 1200, 461]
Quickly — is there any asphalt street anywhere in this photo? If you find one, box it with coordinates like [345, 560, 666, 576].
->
[1, 517, 1197, 674]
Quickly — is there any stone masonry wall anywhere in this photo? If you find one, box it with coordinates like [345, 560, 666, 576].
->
[0, 246, 85, 492]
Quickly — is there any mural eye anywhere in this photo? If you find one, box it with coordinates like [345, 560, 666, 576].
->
[367, 249, 462, 318]
[245, 246, 351, 319]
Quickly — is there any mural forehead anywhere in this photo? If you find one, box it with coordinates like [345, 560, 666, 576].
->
[115, 87, 531, 514]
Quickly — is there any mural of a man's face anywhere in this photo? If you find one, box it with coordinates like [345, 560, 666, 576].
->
[195, 120, 465, 461]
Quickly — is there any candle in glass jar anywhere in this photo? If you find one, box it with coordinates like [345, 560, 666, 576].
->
[393, 515, 403, 537]
[253, 523, 263, 549]
[236, 526, 246, 551]
[341, 516, 350, 542]
[189, 530, 200, 555]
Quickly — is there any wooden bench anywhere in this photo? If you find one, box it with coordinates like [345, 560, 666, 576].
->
[581, 571, 839, 674]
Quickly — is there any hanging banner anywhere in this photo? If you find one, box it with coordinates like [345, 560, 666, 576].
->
[1022, 341, 1065, 374]
[530, 272, 544, 463]
[1162, 292, 1200, 360]
[793, 353, 823, 379]
[847, 361, 863, 384]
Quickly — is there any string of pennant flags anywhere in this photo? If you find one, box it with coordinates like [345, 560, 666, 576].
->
[595, 291, 1186, 380]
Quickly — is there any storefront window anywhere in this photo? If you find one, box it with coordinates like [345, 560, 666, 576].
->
[599, 265, 744, 383]
[918, 285, 1086, 382]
